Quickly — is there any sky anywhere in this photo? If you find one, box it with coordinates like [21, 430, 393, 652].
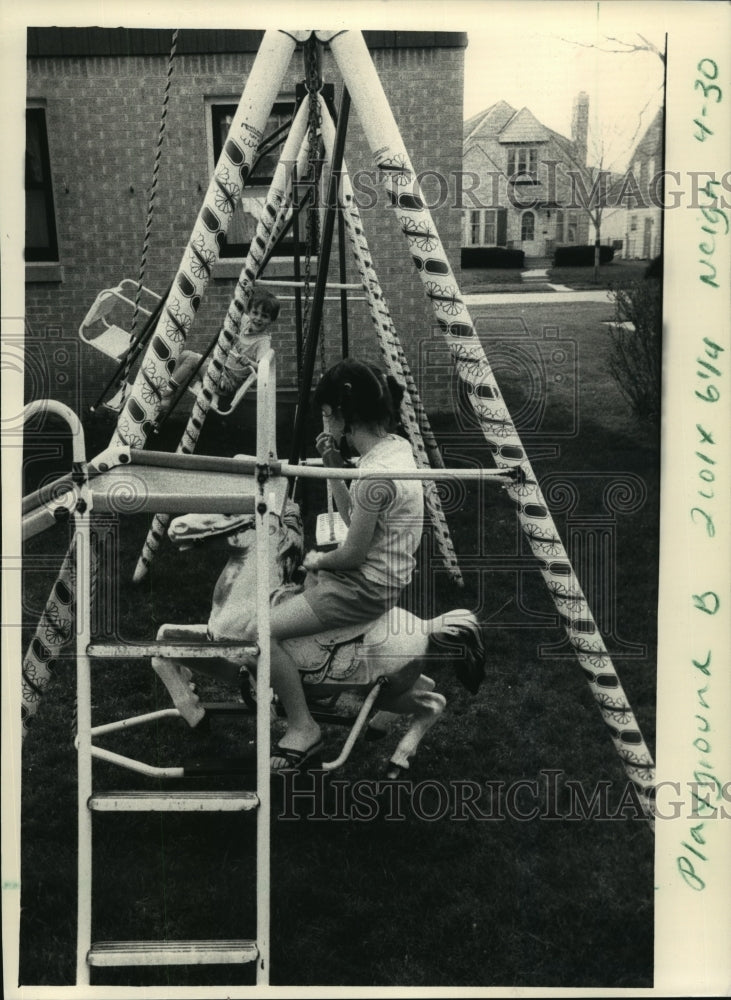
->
[462, 3, 666, 173]
[2, 1, 666, 179]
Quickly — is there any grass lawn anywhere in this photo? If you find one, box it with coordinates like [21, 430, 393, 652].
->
[459, 267, 525, 291]
[18, 298, 659, 989]
[460, 258, 650, 294]
[548, 259, 651, 290]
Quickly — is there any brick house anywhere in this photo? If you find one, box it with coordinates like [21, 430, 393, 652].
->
[24, 28, 466, 416]
[594, 107, 664, 260]
[462, 93, 591, 260]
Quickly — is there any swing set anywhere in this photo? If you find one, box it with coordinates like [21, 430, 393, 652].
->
[18, 28, 657, 989]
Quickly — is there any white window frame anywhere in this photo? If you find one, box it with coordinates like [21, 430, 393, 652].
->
[507, 147, 538, 181]
[205, 94, 297, 260]
[465, 208, 498, 246]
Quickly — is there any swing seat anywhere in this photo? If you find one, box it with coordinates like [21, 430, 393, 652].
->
[79, 280, 162, 362]
[315, 511, 348, 548]
[210, 368, 258, 417]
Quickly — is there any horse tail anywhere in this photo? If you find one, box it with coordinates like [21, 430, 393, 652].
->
[428, 609, 486, 695]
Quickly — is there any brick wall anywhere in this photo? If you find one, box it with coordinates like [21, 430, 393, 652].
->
[25, 34, 465, 421]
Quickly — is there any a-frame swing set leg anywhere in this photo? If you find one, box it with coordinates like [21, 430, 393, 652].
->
[322, 29, 655, 819]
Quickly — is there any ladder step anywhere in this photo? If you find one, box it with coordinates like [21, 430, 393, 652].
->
[89, 790, 259, 812]
[88, 939, 258, 967]
[88, 641, 258, 659]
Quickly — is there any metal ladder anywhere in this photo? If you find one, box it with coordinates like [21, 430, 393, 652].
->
[24, 363, 277, 985]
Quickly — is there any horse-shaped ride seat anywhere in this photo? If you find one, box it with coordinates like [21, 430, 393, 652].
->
[152, 500, 486, 775]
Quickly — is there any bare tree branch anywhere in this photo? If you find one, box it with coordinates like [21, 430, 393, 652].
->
[558, 32, 665, 63]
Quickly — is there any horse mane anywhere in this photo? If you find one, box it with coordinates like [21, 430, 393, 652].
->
[275, 501, 305, 583]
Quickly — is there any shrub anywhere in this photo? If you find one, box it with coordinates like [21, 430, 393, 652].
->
[608, 278, 662, 426]
[644, 255, 662, 281]
[553, 244, 615, 267]
[461, 246, 524, 269]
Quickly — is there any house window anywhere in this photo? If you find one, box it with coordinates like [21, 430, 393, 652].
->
[466, 208, 498, 246]
[507, 147, 538, 181]
[630, 215, 638, 232]
[468, 210, 482, 245]
[555, 209, 564, 242]
[521, 211, 535, 242]
[483, 211, 497, 245]
[566, 211, 578, 243]
[25, 107, 58, 262]
[209, 97, 298, 258]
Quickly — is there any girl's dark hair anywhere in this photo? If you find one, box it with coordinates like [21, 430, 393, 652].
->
[249, 287, 280, 321]
[313, 359, 405, 433]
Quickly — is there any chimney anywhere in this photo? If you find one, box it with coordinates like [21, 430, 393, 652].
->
[571, 91, 589, 165]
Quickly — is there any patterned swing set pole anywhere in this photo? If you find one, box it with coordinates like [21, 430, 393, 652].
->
[134, 97, 313, 581]
[110, 30, 297, 453]
[324, 29, 655, 820]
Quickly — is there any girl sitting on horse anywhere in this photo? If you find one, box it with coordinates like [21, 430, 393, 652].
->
[268, 358, 424, 770]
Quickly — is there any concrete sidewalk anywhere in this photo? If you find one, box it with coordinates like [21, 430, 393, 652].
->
[463, 287, 614, 305]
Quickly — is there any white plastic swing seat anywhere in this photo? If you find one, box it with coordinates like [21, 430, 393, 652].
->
[316, 511, 348, 547]
[79, 279, 162, 361]
[209, 367, 258, 416]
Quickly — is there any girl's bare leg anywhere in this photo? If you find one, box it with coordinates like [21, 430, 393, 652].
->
[267, 595, 325, 760]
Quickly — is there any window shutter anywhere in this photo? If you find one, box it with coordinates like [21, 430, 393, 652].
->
[497, 208, 507, 247]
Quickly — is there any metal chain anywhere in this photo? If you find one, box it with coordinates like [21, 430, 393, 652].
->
[302, 37, 324, 361]
[130, 28, 179, 341]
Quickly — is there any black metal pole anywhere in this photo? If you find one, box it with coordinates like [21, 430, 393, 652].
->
[292, 160, 304, 380]
[337, 192, 350, 358]
[288, 86, 351, 465]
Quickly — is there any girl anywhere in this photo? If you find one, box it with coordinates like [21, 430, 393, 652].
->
[268, 359, 424, 770]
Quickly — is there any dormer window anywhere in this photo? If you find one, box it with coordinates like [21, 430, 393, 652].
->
[507, 146, 538, 182]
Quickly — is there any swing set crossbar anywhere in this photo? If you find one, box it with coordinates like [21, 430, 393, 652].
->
[101, 447, 520, 485]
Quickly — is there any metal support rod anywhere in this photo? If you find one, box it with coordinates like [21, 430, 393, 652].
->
[321, 676, 388, 770]
[256, 278, 361, 289]
[288, 86, 351, 465]
[333, 92, 352, 359]
[337, 188, 350, 358]
[292, 160, 304, 378]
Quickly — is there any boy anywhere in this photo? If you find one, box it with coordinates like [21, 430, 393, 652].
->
[159, 286, 280, 416]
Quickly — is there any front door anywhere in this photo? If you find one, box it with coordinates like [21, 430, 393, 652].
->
[643, 217, 653, 258]
[521, 210, 540, 257]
